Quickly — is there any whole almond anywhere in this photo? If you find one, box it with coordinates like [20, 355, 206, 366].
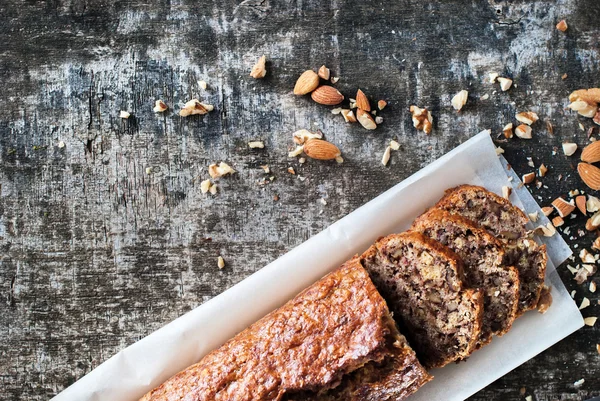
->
[356, 89, 371, 111]
[581, 141, 600, 163]
[578, 162, 600, 190]
[294, 70, 320, 95]
[303, 139, 341, 160]
[357, 109, 377, 130]
[311, 85, 344, 105]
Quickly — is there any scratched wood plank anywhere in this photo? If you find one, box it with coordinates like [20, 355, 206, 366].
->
[0, 0, 598, 400]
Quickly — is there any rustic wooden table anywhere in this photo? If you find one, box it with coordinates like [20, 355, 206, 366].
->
[1, 0, 599, 400]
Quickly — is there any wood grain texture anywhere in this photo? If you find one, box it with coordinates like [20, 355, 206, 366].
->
[0, 0, 598, 400]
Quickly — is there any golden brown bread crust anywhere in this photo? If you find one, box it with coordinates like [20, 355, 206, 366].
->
[410, 208, 520, 344]
[140, 257, 427, 401]
[435, 184, 529, 238]
[361, 232, 484, 368]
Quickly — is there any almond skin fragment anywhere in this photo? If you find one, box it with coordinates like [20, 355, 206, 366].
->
[581, 141, 600, 163]
[579, 162, 600, 190]
[355, 89, 371, 111]
[303, 139, 341, 160]
[311, 85, 344, 105]
[357, 109, 377, 130]
[293, 70, 320, 95]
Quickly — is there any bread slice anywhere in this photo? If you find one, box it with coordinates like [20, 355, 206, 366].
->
[361, 232, 484, 368]
[435, 185, 548, 314]
[411, 209, 520, 347]
[140, 257, 431, 401]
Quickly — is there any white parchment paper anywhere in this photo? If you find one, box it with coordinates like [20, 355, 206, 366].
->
[52, 131, 584, 401]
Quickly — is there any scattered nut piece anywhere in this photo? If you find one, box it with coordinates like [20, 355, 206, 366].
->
[502, 186, 512, 199]
[556, 19, 568, 32]
[390, 140, 400, 150]
[541, 206, 553, 216]
[587, 195, 600, 212]
[579, 248, 596, 263]
[287, 167, 295, 175]
[586, 211, 600, 231]
[489, 72, 499, 83]
[248, 141, 265, 149]
[409, 105, 433, 134]
[145, 167, 153, 175]
[528, 211, 539, 222]
[515, 124, 532, 139]
[153, 100, 168, 113]
[318, 65, 330, 80]
[575, 195, 587, 215]
[451, 90, 468, 111]
[340, 109, 357, 123]
[539, 163, 548, 177]
[536, 285, 552, 314]
[299, 157, 306, 164]
[502, 123, 514, 139]
[377, 100, 387, 110]
[562, 73, 568, 80]
[594, 109, 600, 126]
[590, 281, 597, 293]
[523, 172, 536, 184]
[552, 216, 564, 227]
[209, 184, 217, 195]
[119, 110, 130, 119]
[208, 162, 235, 178]
[536, 222, 556, 237]
[58, 141, 65, 148]
[198, 80, 208, 90]
[516, 111, 539, 125]
[330, 76, 339, 84]
[592, 237, 600, 251]
[356, 89, 371, 111]
[331, 107, 343, 115]
[180, 99, 214, 116]
[579, 297, 591, 310]
[200, 179, 212, 194]
[357, 109, 377, 130]
[217, 256, 225, 269]
[375, 116, 383, 124]
[562, 142, 578, 156]
[525, 396, 532, 401]
[335, 155, 344, 164]
[495, 147, 504, 155]
[260, 165, 270, 174]
[568, 100, 598, 118]
[381, 146, 392, 166]
[319, 198, 327, 206]
[293, 129, 322, 144]
[497, 77, 513, 91]
[293, 70, 320, 95]
[288, 145, 304, 158]
[552, 197, 576, 217]
[303, 139, 341, 161]
[481, 94, 490, 100]
[584, 317, 597, 327]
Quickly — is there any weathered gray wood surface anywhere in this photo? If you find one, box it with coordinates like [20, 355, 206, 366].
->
[0, 0, 599, 400]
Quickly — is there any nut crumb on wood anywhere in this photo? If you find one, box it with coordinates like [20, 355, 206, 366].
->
[515, 124, 532, 139]
[200, 179, 212, 194]
[451, 90, 468, 111]
[180, 99, 214, 117]
[497, 77, 513, 91]
[119, 110, 130, 119]
[288, 145, 304, 158]
[539, 163, 548, 177]
[409, 105, 433, 134]
[503, 123, 514, 139]
[390, 140, 400, 150]
[377, 100, 387, 110]
[208, 162, 235, 178]
[381, 146, 392, 166]
[293, 129, 322, 144]
[318, 65, 330, 80]
[209, 183, 218, 195]
[153, 100, 168, 112]
[287, 167, 295, 175]
[248, 141, 265, 149]
[217, 256, 225, 269]
[341, 109, 357, 123]
[516, 111, 539, 125]
[357, 109, 377, 130]
[556, 19, 568, 32]
[250, 55, 267, 79]
[489, 72, 499, 83]
[260, 165, 270, 174]
[198, 80, 208, 90]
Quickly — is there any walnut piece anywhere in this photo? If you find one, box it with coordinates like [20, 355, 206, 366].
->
[409, 105, 433, 134]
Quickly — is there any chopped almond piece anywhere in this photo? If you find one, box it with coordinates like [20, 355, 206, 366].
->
[585, 317, 598, 326]
[248, 141, 265, 149]
[451, 90, 468, 111]
[552, 197, 576, 217]
[528, 211, 539, 222]
[377, 100, 387, 110]
[539, 163, 548, 177]
[516, 111, 539, 125]
[562, 142, 577, 156]
[576, 195, 587, 215]
[586, 211, 600, 231]
[340, 109, 357, 123]
[200, 179, 212, 194]
[390, 140, 400, 150]
[587, 195, 600, 212]
[119, 110, 130, 119]
[556, 19, 568, 32]
[502, 186, 512, 199]
[552, 216, 564, 227]
[503, 123, 514, 139]
[250, 55, 267, 78]
[217, 256, 225, 269]
[515, 124, 532, 139]
[541, 206, 553, 216]
[318, 65, 330, 80]
[498, 77, 513, 91]
[522, 172, 536, 184]
[381, 146, 392, 166]
[287, 167, 296, 175]
[208, 162, 236, 178]
[579, 297, 591, 310]
[153, 100, 168, 113]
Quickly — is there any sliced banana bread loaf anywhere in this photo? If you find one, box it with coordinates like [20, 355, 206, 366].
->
[361, 232, 484, 368]
[140, 257, 431, 401]
[411, 209, 520, 347]
[435, 185, 548, 314]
